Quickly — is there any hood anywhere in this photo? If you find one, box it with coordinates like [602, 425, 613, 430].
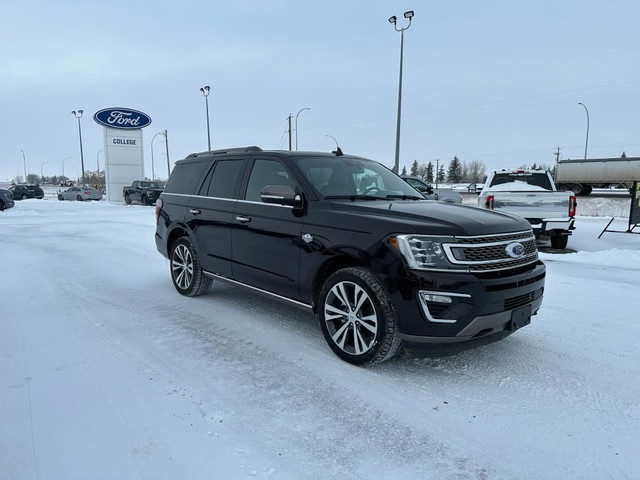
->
[327, 199, 531, 236]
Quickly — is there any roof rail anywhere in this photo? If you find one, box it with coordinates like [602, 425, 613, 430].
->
[186, 146, 263, 158]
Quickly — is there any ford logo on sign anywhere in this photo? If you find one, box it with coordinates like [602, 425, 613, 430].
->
[93, 108, 152, 130]
[505, 242, 526, 258]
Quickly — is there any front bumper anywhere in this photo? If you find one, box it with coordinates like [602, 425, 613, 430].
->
[386, 261, 546, 351]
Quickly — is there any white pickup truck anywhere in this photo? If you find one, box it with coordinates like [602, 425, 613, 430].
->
[478, 169, 577, 249]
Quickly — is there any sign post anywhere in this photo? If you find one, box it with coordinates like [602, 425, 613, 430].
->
[598, 181, 640, 237]
[628, 181, 640, 232]
[93, 108, 152, 202]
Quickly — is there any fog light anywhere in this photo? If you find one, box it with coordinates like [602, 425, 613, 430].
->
[421, 293, 453, 304]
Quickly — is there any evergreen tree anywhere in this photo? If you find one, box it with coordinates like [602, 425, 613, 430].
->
[426, 161, 434, 183]
[410, 160, 419, 177]
[437, 165, 446, 183]
[447, 156, 462, 183]
[621, 151, 627, 158]
[401, 165, 407, 176]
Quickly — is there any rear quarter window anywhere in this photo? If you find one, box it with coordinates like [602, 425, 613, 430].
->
[164, 160, 209, 194]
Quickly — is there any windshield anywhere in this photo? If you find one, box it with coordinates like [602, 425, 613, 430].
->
[142, 182, 162, 189]
[294, 156, 422, 200]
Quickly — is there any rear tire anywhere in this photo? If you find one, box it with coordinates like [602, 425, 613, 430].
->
[142, 195, 150, 206]
[550, 232, 569, 249]
[169, 237, 212, 297]
[318, 267, 402, 366]
[58, 194, 63, 201]
[0, 201, 5, 211]
[21, 194, 28, 200]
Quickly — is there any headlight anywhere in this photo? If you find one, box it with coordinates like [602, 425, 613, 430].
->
[389, 235, 465, 271]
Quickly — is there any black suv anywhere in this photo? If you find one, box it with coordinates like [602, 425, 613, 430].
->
[155, 147, 545, 365]
[9, 184, 44, 200]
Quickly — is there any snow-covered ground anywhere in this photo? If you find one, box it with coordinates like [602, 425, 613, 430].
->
[1, 197, 639, 480]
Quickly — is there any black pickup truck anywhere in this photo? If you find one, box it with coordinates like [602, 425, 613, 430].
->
[155, 147, 546, 366]
[123, 180, 164, 205]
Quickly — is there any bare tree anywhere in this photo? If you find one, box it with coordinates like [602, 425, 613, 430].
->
[467, 159, 487, 183]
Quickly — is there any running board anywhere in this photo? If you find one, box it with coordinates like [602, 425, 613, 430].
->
[203, 271, 314, 313]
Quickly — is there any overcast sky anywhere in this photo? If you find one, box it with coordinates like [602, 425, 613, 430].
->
[1, 0, 639, 182]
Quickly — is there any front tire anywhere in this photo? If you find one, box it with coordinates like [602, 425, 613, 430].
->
[169, 237, 212, 297]
[142, 195, 150, 206]
[318, 267, 401, 366]
[76, 195, 83, 201]
[550, 232, 569, 249]
[58, 194, 63, 201]
[21, 194, 28, 200]
[124, 193, 131, 205]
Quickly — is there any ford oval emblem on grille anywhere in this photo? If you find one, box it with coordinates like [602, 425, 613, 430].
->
[505, 242, 525, 258]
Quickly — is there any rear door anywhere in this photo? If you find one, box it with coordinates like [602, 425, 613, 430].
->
[187, 157, 247, 278]
[231, 156, 304, 300]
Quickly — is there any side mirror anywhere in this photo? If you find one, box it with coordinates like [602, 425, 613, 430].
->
[260, 185, 302, 207]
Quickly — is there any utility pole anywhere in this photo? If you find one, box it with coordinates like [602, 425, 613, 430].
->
[435, 159, 439, 189]
[287, 114, 292, 151]
[554, 147, 562, 183]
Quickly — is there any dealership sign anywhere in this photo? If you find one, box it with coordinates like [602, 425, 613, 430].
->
[93, 108, 152, 129]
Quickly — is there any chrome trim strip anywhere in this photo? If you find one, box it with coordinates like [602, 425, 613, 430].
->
[203, 271, 313, 313]
[161, 193, 293, 208]
[453, 230, 533, 240]
[417, 290, 472, 324]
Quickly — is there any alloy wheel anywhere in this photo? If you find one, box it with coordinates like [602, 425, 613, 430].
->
[172, 244, 194, 290]
[323, 281, 378, 356]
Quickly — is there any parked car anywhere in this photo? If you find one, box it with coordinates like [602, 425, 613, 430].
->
[401, 176, 462, 203]
[155, 146, 545, 366]
[0, 188, 14, 211]
[478, 169, 576, 249]
[123, 180, 164, 205]
[9, 184, 44, 200]
[57, 186, 103, 201]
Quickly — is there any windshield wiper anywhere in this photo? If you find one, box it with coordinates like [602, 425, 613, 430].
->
[385, 194, 424, 200]
[324, 195, 383, 201]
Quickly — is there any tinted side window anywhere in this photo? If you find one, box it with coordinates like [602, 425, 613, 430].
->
[245, 159, 296, 202]
[164, 160, 209, 194]
[201, 159, 246, 198]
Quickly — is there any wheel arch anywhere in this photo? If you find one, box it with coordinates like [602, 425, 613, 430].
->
[166, 223, 194, 254]
[310, 253, 371, 313]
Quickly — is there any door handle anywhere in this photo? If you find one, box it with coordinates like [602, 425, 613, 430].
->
[235, 215, 251, 223]
[189, 209, 201, 215]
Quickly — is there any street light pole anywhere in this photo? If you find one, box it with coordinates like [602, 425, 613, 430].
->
[97, 150, 104, 187]
[40, 161, 50, 185]
[151, 132, 164, 180]
[163, 129, 170, 177]
[577, 102, 590, 160]
[62, 157, 71, 182]
[295, 107, 310, 151]
[21, 150, 26, 183]
[199, 86, 211, 151]
[71, 110, 86, 185]
[325, 134, 339, 150]
[389, 10, 414, 174]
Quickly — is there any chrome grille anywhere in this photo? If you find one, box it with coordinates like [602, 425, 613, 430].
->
[443, 230, 539, 273]
[455, 231, 533, 244]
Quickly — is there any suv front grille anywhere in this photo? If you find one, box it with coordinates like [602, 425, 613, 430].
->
[443, 230, 539, 273]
